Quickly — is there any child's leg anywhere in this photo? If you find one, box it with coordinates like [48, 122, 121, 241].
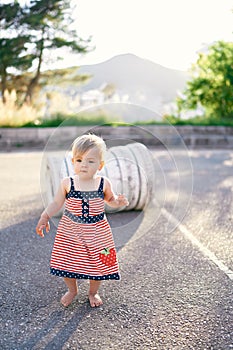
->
[61, 277, 78, 307]
[88, 280, 103, 307]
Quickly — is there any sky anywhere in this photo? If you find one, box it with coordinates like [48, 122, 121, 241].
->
[60, 0, 232, 71]
[11, 0, 233, 71]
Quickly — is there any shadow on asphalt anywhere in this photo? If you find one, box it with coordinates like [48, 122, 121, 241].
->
[0, 210, 143, 349]
[19, 306, 90, 349]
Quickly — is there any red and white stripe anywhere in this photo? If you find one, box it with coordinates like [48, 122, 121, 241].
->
[65, 198, 82, 216]
[89, 198, 104, 216]
[50, 215, 119, 276]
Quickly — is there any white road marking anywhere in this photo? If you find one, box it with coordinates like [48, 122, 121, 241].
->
[161, 207, 233, 281]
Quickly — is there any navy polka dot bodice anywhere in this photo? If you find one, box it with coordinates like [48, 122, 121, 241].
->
[64, 177, 105, 224]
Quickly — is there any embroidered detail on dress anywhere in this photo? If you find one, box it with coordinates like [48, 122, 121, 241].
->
[99, 248, 117, 267]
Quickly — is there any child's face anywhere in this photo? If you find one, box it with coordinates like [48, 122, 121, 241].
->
[72, 146, 104, 179]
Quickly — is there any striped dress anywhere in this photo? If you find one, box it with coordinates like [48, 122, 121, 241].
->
[50, 177, 120, 280]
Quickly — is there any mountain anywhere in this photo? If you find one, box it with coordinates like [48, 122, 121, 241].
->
[76, 54, 189, 114]
[43, 54, 189, 121]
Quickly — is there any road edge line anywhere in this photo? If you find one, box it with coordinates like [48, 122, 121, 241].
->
[161, 208, 233, 281]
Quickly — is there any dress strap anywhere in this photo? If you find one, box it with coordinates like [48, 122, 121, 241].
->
[98, 177, 104, 192]
[70, 177, 75, 191]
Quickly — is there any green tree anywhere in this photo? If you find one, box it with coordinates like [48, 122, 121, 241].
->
[0, 0, 91, 104]
[0, 2, 34, 103]
[177, 41, 233, 119]
[22, 0, 91, 103]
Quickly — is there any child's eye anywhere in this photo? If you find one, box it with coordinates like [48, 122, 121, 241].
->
[89, 160, 94, 163]
[76, 159, 82, 163]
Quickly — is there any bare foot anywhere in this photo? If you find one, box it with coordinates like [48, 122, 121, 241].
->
[89, 293, 103, 307]
[61, 291, 77, 307]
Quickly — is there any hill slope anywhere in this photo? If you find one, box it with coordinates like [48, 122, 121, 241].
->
[43, 54, 189, 120]
[77, 53, 188, 107]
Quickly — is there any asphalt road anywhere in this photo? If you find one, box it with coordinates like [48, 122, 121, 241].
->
[0, 149, 232, 350]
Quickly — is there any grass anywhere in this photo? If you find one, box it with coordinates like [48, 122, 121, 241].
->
[163, 115, 233, 127]
[106, 115, 233, 127]
[1, 108, 233, 128]
[21, 113, 114, 128]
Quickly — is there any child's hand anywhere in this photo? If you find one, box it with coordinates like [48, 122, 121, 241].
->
[116, 194, 129, 207]
[36, 216, 50, 238]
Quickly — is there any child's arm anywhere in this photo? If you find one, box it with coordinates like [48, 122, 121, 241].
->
[103, 177, 129, 208]
[36, 177, 69, 238]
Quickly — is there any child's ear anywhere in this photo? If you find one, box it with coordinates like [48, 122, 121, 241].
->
[99, 161, 104, 170]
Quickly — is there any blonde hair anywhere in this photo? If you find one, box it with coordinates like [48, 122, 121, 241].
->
[72, 134, 106, 161]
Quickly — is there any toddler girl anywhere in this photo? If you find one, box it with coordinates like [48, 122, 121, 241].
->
[36, 134, 129, 307]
